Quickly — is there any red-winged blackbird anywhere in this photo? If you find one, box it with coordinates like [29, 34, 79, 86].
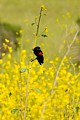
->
[32, 46, 44, 65]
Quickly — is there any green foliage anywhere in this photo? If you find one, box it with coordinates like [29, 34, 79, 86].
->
[20, 68, 27, 73]
[34, 88, 42, 93]
[11, 108, 19, 114]
[0, 22, 21, 57]
[0, 22, 21, 35]
[76, 18, 80, 26]
[41, 34, 48, 37]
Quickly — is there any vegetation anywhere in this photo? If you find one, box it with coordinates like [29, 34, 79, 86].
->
[0, 22, 21, 58]
[0, 1, 80, 120]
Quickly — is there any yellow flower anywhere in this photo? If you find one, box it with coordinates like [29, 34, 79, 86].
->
[5, 39, 9, 43]
[2, 53, 5, 57]
[16, 31, 19, 35]
[8, 46, 13, 53]
[19, 29, 23, 34]
[3, 43, 7, 49]
[0, 59, 2, 64]
[8, 54, 11, 59]
[49, 61, 53, 64]
[45, 27, 48, 33]
[41, 5, 47, 10]
[41, 5, 45, 9]
[21, 50, 26, 56]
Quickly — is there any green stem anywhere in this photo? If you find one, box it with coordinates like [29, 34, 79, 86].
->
[24, 63, 31, 120]
[36, 7, 43, 37]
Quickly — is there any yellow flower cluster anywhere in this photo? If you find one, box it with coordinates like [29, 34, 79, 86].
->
[0, 47, 80, 120]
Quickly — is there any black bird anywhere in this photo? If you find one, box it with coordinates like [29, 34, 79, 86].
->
[32, 46, 44, 65]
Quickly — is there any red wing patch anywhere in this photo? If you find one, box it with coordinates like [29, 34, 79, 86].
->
[38, 52, 43, 56]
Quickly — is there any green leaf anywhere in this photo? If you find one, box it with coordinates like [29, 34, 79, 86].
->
[9, 92, 12, 96]
[31, 23, 35, 26]
[20, 68, 27, 73]
[76, 106, 79, 113]
[41, 34, 48, 37]
[11, 108, 19, 114]
[35, 88, 42, 93]
[44, 14, 47, 16]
